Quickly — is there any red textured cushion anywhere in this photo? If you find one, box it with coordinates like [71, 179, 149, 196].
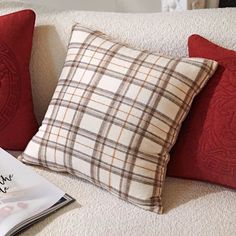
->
[167, 35, 236, 189]
[0, 10, 38, 150]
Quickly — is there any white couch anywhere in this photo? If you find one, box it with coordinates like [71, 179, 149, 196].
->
[1, 1, 236, 235]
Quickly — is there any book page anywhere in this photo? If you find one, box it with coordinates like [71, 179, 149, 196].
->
[0, 148, 65, 236]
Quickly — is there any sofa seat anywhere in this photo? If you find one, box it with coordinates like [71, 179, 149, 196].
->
[8, 152, 236, 236]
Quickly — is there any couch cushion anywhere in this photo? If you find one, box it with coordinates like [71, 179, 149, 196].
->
[168, 35, 236, 189]
[1, 2, 235, 123]
[19, 25, 217, 213]
[8, 150, 236, 236]
[0, 10, 38, 150]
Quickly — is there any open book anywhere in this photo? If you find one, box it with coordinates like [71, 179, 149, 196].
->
[0, 148, 74, 236]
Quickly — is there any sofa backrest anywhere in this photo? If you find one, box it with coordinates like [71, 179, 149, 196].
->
[1, 1, 236, 123]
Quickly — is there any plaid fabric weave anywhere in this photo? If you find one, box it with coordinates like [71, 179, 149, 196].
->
[20, 25, 218, 213]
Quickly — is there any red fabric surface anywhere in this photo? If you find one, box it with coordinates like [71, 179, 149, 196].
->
[0, 10, 38, 150]
[167, 35, 236, 189]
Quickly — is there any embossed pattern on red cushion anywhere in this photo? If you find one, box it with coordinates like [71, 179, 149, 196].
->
[0, 10, 38, 150]
[167, 35, 236, 189]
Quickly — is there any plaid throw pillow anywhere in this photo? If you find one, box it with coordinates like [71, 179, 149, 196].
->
[20, 25, 217, 213]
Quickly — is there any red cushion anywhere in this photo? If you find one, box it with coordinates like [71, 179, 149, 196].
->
[0, 10, 38, 150]
[167, 35, 236, 189]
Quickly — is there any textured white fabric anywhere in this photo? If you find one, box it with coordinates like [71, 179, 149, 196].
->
[2, 1, 236, 235]
[8, 150, 236, 236]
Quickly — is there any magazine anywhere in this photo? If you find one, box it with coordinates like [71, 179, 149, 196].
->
[0, 148, 74, 236]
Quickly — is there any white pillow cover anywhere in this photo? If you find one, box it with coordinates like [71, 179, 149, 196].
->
[20, 25, 218, 213]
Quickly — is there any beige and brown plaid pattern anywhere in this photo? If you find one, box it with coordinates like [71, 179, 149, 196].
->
[20, 25, 218, 213]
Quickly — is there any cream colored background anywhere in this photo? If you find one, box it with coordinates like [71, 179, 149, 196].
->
[18, 0, 219, 12]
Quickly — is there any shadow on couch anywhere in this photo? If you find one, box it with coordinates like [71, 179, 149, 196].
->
[30, 25, 67, 124]
[162, 177, 231, 213]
